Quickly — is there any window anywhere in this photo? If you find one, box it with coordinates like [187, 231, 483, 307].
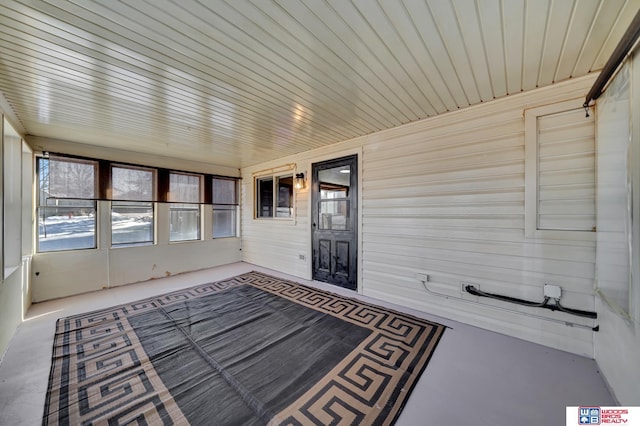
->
[595, 59, 637, 319]
[3, 118, 22, 277]
[212, 177, 237, 238]
[111, 165, 155, 246]
[169, 172, 201, 241]
[257, 177, 273, 218]
[256, 174, 293, 218]
[37, 156, 98, 252]
[524, 99, 596, 238]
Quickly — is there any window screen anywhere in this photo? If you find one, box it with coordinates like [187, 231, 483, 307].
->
[112, 165, 154, 201]
[169, 172, 201, 241]
[169, 172, 200, 203]
[111, 165, 155, 246]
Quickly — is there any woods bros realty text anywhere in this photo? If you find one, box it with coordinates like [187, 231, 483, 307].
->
[567, 407, 640, 425]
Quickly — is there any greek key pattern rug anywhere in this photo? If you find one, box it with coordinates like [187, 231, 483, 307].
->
[42, 271, 445, 425]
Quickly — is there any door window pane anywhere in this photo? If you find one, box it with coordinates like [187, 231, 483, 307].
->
[319, 166, 350, 199]
[318, 165, 351, 230]
[319, 200, 349, 230]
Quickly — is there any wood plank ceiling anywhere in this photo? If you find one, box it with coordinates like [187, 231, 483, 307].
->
[0, 0, 638, 168]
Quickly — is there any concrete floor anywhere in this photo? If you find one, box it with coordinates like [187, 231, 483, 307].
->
[0, 262, 615, 425]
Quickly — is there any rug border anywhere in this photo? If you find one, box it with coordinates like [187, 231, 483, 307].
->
[43, 270, 447, 425]
[387, 320, 445, 425]
[247, 270, 448, 331]
[238, 270, 448, 426]
[51, 270, 448, 331]
[42, 317, 63, 426]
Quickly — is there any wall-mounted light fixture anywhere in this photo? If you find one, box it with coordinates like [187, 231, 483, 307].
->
[295, 172, 305, 189]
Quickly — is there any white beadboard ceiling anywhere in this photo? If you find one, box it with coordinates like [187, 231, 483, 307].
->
[0, 0, 638, 168]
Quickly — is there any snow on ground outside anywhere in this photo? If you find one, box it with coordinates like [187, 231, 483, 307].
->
[38, 214, 153, 251]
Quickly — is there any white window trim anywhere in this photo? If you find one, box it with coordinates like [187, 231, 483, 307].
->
[631, 51, 640, 324]
[524, 98, 596, 241]
[35, 155, 100, 253]
[167, 172, 203, 242]
[253, 169, 297, 221]
[211, 177, 239, 239]
[3, 118, 23, 278]
[110, 164, 157, 247]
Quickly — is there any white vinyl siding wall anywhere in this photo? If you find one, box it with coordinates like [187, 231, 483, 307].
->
[242, 172, 310, 278]
[242, 75, 598, 356]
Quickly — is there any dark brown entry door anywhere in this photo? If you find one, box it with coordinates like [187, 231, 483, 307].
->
[311, 155, 358, 290]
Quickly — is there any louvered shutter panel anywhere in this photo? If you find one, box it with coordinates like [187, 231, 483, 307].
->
[537, 109, 596, 231]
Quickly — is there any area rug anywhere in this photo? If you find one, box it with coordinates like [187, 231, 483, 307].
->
[42, 271, 445, 425]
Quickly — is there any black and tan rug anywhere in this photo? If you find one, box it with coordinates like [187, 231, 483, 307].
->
[42, 271, 445, 425]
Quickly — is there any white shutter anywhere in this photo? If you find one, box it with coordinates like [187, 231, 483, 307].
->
[536, 108, 595, 231]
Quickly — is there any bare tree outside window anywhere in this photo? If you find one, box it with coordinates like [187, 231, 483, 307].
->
[37, 157, 97, 252]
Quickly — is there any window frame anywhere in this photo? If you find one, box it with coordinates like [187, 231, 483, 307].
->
[254, 172, 295, 220]
[36, 155, 99, 253]
[3, 118, 22, 277]
[524, 98, 597, 241]
[33, 152, 240, 250]
[111, 201, 155, 247]
[212, 177, 238, 238]
[110, 164, 156, 247]
[168, 171, 203, 242]
[110, 163, 157, 202]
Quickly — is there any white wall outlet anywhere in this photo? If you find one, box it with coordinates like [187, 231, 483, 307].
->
[544, 284, 562, 299]
[298, 254, 305, 261]
[461, 282, 479, 293]
[415, 273, 429, 283]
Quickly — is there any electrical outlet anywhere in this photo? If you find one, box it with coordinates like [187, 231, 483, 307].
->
[544, 284, 562, 299]
[461, 282, 479, 293]
[415, 273, 429, 283]
[298, 254, 306, 261]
